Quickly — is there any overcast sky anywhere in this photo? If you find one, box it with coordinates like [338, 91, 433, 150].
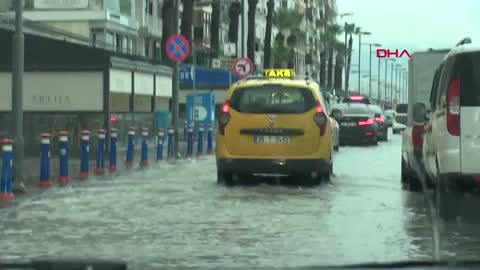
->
[336, 0, 480, 93]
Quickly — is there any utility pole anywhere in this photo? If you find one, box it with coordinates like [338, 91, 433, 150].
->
[377, 57, 380, 104]
[12, 0, 25, 184]
[368, 43, 372, 98]
[322, 2, 328, 94]
[172, 0, 180, 157]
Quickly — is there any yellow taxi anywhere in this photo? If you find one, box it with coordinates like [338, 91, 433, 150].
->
[215, 69, 333, 185]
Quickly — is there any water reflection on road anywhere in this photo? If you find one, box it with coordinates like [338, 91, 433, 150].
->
[0, 131, 478, 268]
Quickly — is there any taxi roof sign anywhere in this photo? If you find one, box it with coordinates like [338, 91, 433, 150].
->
[263, 69, 295, 78]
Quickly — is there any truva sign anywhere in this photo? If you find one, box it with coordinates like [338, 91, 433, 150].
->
[376, 49, 411, 58]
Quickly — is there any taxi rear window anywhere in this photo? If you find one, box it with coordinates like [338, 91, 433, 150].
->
[229, 86, 316, 114]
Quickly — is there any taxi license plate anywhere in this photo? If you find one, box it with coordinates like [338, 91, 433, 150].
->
[341, 122, 356, 127]
[253, 135, 291, 144]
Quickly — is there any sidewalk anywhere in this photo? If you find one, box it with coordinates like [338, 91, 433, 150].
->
[12, 141, 215, 194]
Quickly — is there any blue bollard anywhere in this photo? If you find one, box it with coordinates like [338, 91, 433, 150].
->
[57, 131, 69, 186]
[197, 124, 204, 157]
[167, 127, 174, 160]
[0, 139, 14, 200]
[140, 128, 149, 168]
[156, 128, 164, 162]
[125, 127, 135, 169]
[186, 123, 194, 157]
[79, 130, 90, 180]
[38, 133, 52, 188]
[109, 128, 118, 173]
[183, 120, 188, 140]
[207, 123, 213, 155]
[95, 129, 106, 176]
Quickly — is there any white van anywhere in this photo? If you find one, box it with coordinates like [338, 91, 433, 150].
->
[414, 38, 480, 220]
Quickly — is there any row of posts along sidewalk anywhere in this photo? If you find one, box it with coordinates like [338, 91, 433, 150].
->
[0, 123, 215, 199]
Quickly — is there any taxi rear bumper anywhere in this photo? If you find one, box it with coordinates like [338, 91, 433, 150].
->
[217, 158, 330, 175]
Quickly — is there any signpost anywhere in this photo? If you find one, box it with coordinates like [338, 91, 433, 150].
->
[165, 32, 190, 157]
[232, 57, 253, 78]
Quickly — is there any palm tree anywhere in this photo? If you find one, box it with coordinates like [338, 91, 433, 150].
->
[263, 0, 275, 69]
[344, 23, 358, 93]
[180, 0, 194, 63]
[272, 8, 304, 68]
[247, 0, 258, 66]
[161, 0, 174, 64]
[334, 41, 346, 93]
[210, 0, 221, 58]
[326, 24, 343, 92]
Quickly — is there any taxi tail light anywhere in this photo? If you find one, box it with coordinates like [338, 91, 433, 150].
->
[350, 96, 363, 101]
[446, 78, 460, 136]
[218, 101, 230, 135]
[358, 118, 373, 126]
[313, 104, 327, 136]
[375, 117, 385, 123]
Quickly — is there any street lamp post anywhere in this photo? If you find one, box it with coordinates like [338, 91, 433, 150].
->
[377, 57, 381, 104]
[357, 31, 370, 94]
[390, 62, 394, 105]
[367, 43, 381, 99]
[12, 0, 25, 183]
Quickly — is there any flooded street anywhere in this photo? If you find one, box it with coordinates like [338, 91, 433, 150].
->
[1, 130, 479, 268]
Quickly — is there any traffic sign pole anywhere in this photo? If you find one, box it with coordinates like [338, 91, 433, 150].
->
[172, 0, 180, 158]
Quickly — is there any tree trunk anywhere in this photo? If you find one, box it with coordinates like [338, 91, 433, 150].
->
[327, 45, 334, 92]
[161, 0, 174, 64]
[334, 54, 343, 93]
[345, 34, 353, 93]
[320, 51, 326, 89]
[263, 0, 274, 69]
[180, 0, 194, 63]
[228, 2, 241, 43]
[247, 0, 258, 66]
[210, 0, 220, 58]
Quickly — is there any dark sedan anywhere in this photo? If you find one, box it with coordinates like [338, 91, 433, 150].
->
[331, 103, 379, 145]
[368, 105, 388, 141]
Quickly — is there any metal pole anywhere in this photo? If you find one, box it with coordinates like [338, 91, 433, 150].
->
[377, 57, 380, 104]
[396, 68, 399, 102]
[384, 59, 388, 104]
[172, 0, 180, 157]
[368, 44, 372, 98]
[390, 62, 394, 105]
[357, 34, 361, 94]
[241, 0, 245, 57]
[191, 44, 196, 123]
[12, 0, 25, 183]
[344, 22, 347, 94]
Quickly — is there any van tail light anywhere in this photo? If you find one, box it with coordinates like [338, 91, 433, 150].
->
[218, 100, 231, 135]
[446, 79, 460, 136]
[358, 118, 373, 126]
[412, 124, 424, 149]
[313, 103, 327, 136]
[375, 117, 385, 123]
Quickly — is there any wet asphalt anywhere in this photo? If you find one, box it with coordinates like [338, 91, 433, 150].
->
[1, 129, 479, 268]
